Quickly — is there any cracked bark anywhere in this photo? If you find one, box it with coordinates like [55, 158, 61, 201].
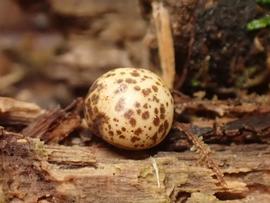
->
[1, 130, 270, 203]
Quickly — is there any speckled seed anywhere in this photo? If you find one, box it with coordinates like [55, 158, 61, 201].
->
[84, 67, 174, 150]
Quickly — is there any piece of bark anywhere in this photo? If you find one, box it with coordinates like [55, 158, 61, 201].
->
[22, 98, 83, 144]
[0, 97, 45, 125]
[163, 112, 270, 151]
[157, 93, 270, 151]
[173, 92, 270, 117]
[1, 131, 270, 202]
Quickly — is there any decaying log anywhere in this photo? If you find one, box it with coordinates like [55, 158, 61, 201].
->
[1, 131, 270, 202]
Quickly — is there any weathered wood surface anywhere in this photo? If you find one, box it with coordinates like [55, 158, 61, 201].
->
[1, 98, 270, 202]
[0, 97, 44, 125]
[1, 130, 270, 203]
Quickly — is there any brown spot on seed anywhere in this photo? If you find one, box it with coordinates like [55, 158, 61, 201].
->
[93, 106, 98, 113]
[153, 95, 160, 103]
[105, 73, 115, 78]
[116, 79, 123, 83]
[134, 128, 143, 135]
[152, 85, 158, 92]
[136, 109, 141, 115]
[121, 127, 126, 132]
[143, 75, 150, 79]
[160, 104, 165, 113]
[129, 118, 136, 127]
[143, 104, 148, 109]
[124, 109, 134, 119]
[91, 112, 109, 137]
[91, 94, 99, 105]
[134, 86, 141, 91]
[85, 98, 91, 107]
[155, 82, 161, 86]
[135, 102, 141, 108]
[115, 98, 125, 112]
[125, 78, 137, 84]
[85, 100, 93, 117]
[142, 88, 151, 96]
[113, 118, 119, 122]
[158, 124, 164, 133]
[160, 114, 165, 119]
[119, 135, 125, 139]
[131, 136, 140, 143]
[153, 116, 160, 126]
[142, 111, 150, 120]
[164, 120, 169, 132]
[151, 133, 158, 143]
[109, 131, 114, 136]
[154, 108, 159, 114]
[160, 104, 166, 120]
[116, 130, 122, 135]
[131, 71, 140, 77]
[114, 83, 128, 94]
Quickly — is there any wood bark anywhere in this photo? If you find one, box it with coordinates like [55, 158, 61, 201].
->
[1, 131, 270, 203]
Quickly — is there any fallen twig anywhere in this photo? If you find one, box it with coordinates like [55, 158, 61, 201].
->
[152, 2, 175, 89]
[174, 122, 227, 188]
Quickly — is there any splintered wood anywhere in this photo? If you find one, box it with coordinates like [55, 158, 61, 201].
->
[0, 97, 44, 125]
[22, 98, 83, 144]
[1, 132, 270, 202]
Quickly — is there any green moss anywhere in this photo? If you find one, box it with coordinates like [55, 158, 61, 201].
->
[247, 15, 270, 31]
